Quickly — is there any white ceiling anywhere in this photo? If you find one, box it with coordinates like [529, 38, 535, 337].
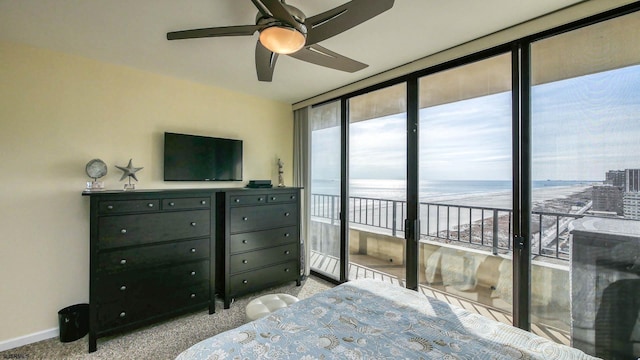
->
[0, 0, 586, 104]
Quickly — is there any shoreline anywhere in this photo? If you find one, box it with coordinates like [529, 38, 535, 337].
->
[422, 185, 593, 237]
[425, 185, 592, 211]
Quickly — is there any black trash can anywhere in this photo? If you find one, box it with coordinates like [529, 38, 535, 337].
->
[58, 303, 89, 342]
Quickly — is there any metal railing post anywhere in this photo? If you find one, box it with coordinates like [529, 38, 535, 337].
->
[436, 205, 440, 235]
[468, 208, 472, 243]
[556, 216, 560, 258]
[539, 213, 543, 255]
[446, 206, 450, 240]
[330, 195, 335, 225]
[492, 209, 499, 255]
[392, 200, 397, 237]
[481, 209, 485, 246]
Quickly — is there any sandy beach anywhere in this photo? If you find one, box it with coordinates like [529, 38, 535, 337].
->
[426, 184, 592, 210]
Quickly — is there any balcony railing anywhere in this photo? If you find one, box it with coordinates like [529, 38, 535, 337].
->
[310, 193, 585, 260]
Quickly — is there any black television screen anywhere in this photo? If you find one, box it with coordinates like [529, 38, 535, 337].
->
[164, 132, 243, 181]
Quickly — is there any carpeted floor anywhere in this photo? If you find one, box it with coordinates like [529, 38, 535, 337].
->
[0, 276, 333, 360]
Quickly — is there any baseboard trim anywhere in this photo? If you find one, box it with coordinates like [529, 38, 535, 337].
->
[0, 328, 58, 352]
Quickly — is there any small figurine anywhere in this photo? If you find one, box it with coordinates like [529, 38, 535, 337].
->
[278, 158, 285, 187]
[116, 159, 143, 190]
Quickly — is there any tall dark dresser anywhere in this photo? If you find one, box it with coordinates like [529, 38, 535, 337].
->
[216, 187, 302, 308]
[84, 190, 215, 352]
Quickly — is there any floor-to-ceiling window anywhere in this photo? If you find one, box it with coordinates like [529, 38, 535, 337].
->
[418, 52, 515, 320]
[304, 5, 640, 357]
[348, 83, 407, 284]
[530, 11, 640, 358]
[309, 100, 342, 280]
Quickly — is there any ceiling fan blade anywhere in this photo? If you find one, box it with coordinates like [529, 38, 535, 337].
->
[305, 0, 394, 45]
[288, 44, 367, 73]
[254, 0, 304, 32]
[255, 41, 279, 82]
[250, 0, 273, 18]
[167, 25, 263, 40]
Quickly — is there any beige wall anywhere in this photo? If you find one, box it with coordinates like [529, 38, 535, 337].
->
[0, 40, 293, 344]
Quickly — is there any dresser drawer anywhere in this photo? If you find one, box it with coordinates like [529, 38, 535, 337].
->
[229, 226, 297, 253]
[229, 261, 298, 296]
[266, 192, 298, 203]
[229, 204, 297, 233]
[97, 282, 209, 330]
[228, 194, 267, 207]
[95, 260, 210, 302]
[98, 238, 208, 272]
[229, 244, 298, 274]
[99, 200, 159, 215]
[98, 210, 210, 249]
[162, 197, 210, 210]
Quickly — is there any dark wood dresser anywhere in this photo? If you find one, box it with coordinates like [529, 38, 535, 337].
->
[216, 187, 302, 308]
[84, 190, 215, 352]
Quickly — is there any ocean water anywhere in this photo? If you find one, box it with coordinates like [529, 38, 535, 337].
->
[311, 178, 596, 202]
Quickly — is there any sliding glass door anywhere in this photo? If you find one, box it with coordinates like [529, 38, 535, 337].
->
[418, 53, 515, 319]
[309, 100, 342, 280]
[530, 11, 640, 357]
[347, 83, 407, 284]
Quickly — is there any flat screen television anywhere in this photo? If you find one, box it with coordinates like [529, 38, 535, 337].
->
[163, 132, 243, 181]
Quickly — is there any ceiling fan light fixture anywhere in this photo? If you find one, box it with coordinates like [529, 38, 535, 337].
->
[259, 25, 306, 55]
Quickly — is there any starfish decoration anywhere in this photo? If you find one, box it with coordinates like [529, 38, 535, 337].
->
[115, 159, 143, 182]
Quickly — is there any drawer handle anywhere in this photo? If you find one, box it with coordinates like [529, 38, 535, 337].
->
[284, 250, 290, 255]
[190, 293, 196, 299]
[258, 197, 264, 202]
[242, 259, 248, 264]
[190, 271, 196, 276]
[190, 222, 197, 227]
[284, 233, 290, 237]
[242, 280, 248, 284]
[120, 229, 127, 234]
[119, 312, 126, 318]
[190, 248, 196, 253]
[200, 200, 207, 205]
[120, 259, 127, 265]
[234, 198, 240, 203]
[284, 268, 290, 272]
[147, 203, 154, 208]
[120, 285, 127, 291]
[271, 196, 277, 200]
[284, 212, 290, 217]
[242, 240, 248, 244]
[169, 202, 175, 206]
[242, 217, 248, 221]
[290, 195, 296, 200]
[107, 205, 114, 210]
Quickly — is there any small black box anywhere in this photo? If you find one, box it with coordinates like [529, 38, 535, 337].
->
[247, 180, 272, 188]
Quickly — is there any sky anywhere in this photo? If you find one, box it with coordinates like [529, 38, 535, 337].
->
[312, 64, 640, 182]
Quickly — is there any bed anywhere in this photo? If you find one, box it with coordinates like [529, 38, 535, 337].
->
[176, 278, 597, 359]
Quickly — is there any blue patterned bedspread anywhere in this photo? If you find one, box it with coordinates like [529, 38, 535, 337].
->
[176, 279, 597, 359]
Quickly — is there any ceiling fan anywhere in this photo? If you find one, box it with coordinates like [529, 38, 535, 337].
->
[167, 0, 395, 82]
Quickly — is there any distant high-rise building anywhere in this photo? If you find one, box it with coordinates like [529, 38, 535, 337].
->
[602, 169, 640, 219]
[592, 185, 624, 215]
[623, 192, 640, 220]
[605, 170, 625, 187]
[625, 169, 640, 192]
